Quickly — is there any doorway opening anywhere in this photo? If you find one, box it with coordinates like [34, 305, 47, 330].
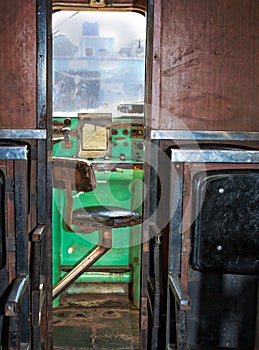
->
[51, 8, 146, 349]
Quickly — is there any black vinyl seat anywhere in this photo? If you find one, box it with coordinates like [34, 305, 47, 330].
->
[165, 143, 259, 349]
[72, 205, 142, 229]
[191, 169, 259, 275]
[52, 157, 142, 299]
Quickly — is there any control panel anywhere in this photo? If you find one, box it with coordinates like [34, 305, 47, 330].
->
[52, 113, 144, 163]
[111, 117, 144, 162]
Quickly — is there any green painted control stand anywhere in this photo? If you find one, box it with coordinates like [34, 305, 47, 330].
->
[52, 117, 143, 309]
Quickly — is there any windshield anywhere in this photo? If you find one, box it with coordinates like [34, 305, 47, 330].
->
[52, 11, 146, 115]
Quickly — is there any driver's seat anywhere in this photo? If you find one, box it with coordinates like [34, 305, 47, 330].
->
[52, 157, 142, 300]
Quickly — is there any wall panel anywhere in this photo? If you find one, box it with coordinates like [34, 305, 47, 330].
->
[153, 0, 259, 131]
[0, 0, 36, 129]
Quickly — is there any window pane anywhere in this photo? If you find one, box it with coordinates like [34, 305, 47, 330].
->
[53, 11, 146, 114]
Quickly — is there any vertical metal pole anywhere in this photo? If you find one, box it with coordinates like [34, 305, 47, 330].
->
[35, 0, 52, 349]
[140, 0, 154, 347]
[14, 159, 30, 343]
[166, 163, 184, 348]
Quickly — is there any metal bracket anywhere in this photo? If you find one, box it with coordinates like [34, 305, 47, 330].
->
[5, 274, 29, 316]
[90, 0, 106, 7]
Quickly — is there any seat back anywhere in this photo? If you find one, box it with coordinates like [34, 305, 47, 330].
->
[188, 167, 259, 349]
[52, 157, 96, 192]
[52, 157, 96, 232]
[191, 169, 259, 275]
[166, 143, 259, 349]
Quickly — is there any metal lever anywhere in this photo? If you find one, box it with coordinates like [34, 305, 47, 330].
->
[5, 274, 29, 316]
[61, 127, 70, 141]
[168, 274, 191, 310]
[52, 127, 72, 147]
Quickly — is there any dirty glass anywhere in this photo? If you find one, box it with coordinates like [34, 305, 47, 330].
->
[52, 11, 146, 114]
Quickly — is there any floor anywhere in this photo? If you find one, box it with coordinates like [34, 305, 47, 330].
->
[53, 292, 139, 350]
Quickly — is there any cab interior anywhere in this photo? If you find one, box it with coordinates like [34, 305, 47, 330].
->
[51, 4, 146, 349]
[0, 1, 258, 349]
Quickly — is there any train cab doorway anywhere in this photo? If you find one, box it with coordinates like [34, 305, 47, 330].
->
[51, 5, 146, 349]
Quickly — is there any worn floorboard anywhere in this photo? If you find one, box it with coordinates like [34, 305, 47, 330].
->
[53, 293, 139, 350]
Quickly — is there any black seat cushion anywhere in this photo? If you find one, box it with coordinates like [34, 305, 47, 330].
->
[191, 170, 259, 275]
[72, 205, 142, 229]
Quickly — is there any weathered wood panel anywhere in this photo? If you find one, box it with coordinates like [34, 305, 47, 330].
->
[0, 1, 36, 129]
[152, 0, 259, 131]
